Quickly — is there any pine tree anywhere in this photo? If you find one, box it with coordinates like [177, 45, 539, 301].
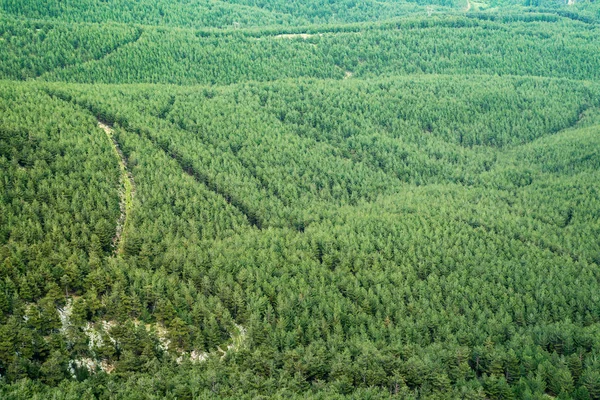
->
[40, 350, 68, 385]
[583, 370, 600, 400]
[549, 366, 574, 397]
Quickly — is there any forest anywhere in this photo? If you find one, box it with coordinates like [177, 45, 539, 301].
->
[1, 0, 600, 399]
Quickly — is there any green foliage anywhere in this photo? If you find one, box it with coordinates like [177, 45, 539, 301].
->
[37, 16, 600, 85]
[1, 1, 600, 398]
[0, 0, 449, 28]
[0, 16, 140, 80]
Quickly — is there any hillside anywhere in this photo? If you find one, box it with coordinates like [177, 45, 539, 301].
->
[1, 1, 600, 399]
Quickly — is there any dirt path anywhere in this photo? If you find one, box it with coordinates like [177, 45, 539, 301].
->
[98, 121, 135, 255]
[273, 33, 322, 39]
[466, 0, 471, 11]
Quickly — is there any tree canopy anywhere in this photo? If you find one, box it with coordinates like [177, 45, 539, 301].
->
[1, 1, 600, 398]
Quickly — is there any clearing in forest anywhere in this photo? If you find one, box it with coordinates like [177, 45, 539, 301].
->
[98, 121, 135, 255]
[273, 33, 322, 39]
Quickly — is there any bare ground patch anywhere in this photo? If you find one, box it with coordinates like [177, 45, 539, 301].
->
[273, 33, 323, 39]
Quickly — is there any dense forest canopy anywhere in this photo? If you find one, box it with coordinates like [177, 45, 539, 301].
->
[1, 0, 600, 399]
[1, 0, 599, 27]
[2, 12, 600, 85]
[0, 0, 452, 27]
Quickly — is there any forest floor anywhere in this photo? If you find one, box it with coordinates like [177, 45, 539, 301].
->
[98, 121, 135, 254]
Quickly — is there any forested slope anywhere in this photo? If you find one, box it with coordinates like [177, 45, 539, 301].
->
[2, 0, 598, 28]
[39, 17, 600, 84]
[1, 1, 600, 399]
[0, 16, 141, 80]
[0, 0, 446, 28]
[2, 14, 600, 85]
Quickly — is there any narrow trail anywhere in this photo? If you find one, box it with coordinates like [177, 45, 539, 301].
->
[41, 90, 137, 255]
[273, 33, 322, 39]
[98, 121, 135, 255]
[465, 0, 472, 12]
